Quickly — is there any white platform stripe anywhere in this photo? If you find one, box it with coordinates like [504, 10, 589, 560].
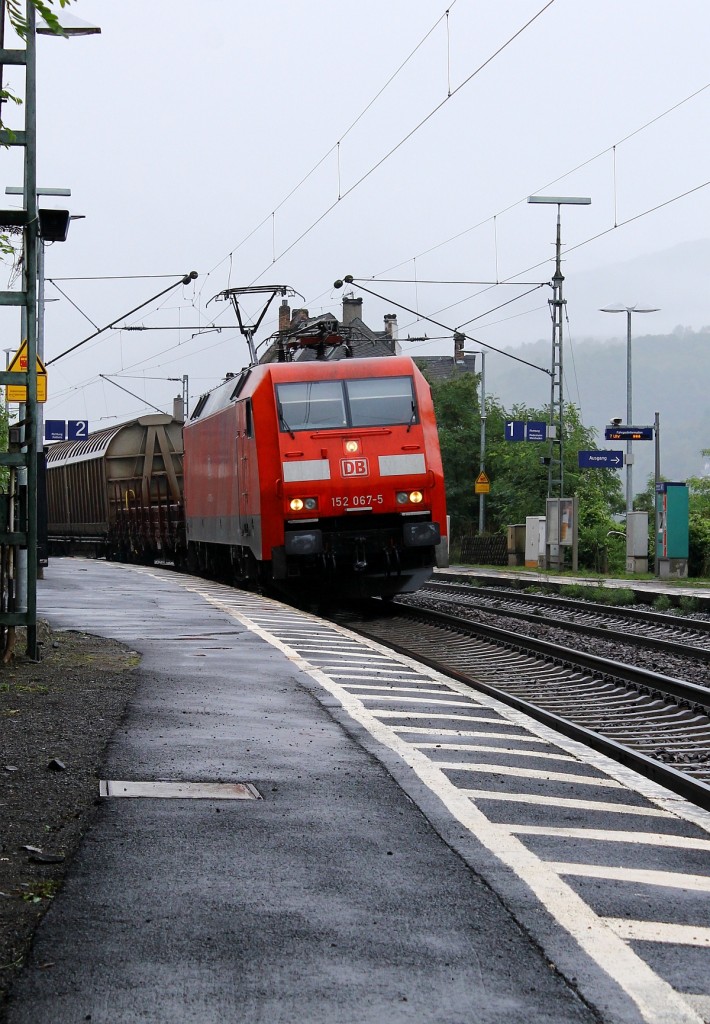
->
[510, 826, 710, 851]
[550, 863, 710, 892]
[603, 919, 710, 946]
[462, 790, 674, 818]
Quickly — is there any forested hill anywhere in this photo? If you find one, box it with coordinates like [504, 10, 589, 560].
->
[485, 330, 709, 490]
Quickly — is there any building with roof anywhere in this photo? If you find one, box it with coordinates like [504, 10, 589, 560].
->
[261, 295, 478, 381]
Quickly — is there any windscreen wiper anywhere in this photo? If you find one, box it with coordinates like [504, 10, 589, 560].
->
[406, 401, 416, 433]
[278, 403, 296, 440]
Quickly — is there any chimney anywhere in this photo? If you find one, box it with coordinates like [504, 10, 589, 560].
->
[384, 313, 398, 341]
[173, 395, 184, 423]
[278, 299, 291, 332]
[291, 308, 309, 327]
[342, 295, 363, 326]
[454, 331, 466, 364]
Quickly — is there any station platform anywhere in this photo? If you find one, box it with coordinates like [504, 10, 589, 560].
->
[436, 566, 710, 610]
[6, 559, 710, 1024]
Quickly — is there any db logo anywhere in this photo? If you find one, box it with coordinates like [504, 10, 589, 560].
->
[340, 458, 369, 477]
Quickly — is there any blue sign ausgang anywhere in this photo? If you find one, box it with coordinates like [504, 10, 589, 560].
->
[578, 450, 624, 469]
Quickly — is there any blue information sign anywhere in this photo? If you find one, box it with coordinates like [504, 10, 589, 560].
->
[45, 419, 66, 441]
[526, 421, 547, 442]
[578, 450, 624, 470]
[505, 420, 525, 441]
[604, 425, 653, 441]
[68, 419, 89, 440]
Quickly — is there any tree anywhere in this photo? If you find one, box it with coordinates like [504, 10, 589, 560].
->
[425, 370, 625, 569]
[687, 475, 710, 577]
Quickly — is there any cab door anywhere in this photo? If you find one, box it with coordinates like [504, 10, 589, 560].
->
[235, 398, 253, 537]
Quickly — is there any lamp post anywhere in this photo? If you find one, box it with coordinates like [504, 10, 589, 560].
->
[599, 304, 659, 517]
[528, 196, 591, 501]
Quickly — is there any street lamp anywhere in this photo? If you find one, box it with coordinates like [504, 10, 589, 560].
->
[528, 196, 591, 501]
[36, 12, 101, 36]
[599, 304, 659, 517]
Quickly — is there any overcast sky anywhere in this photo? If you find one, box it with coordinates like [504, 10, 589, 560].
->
[3, 0, 709, 428]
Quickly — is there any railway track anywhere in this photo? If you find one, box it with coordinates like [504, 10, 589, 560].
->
[416, 579, 710, 662]
[335, 600, 710, 811]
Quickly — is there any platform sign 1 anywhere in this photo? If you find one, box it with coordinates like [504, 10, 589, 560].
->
[68, 419, 89, 440]
[45, 419, 66, 441]
[505, 420, 548, 442]
[578, 450, 623, 469]
[505, 420, 526, 441]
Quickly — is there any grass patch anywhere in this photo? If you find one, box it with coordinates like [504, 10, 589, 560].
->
[20, 880, 60, 903]
[556, 584, 636, 606]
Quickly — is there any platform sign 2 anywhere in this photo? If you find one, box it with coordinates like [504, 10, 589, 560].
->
[45, 419, 89, 442]
[68, 419, 89, 440]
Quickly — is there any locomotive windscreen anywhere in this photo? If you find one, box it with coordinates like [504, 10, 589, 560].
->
[276, 376, 417, 432]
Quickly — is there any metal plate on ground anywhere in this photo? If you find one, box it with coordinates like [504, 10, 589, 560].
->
[99, 780, 261, 799]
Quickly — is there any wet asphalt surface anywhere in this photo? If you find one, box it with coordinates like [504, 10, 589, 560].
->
[4, 560, 659, 1023]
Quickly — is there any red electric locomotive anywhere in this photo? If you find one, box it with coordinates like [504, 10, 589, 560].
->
[183, 352, 448, 598]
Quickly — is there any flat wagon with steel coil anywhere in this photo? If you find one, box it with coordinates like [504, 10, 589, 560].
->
[46, 413, 184, 562]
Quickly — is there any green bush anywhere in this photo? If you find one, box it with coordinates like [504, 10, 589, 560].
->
[688, 513, 710, 578]
[653, 594, 675, 613]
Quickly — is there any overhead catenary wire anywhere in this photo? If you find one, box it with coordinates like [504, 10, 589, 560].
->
[246, 0, 558, 287]
[372, 80, 710, 279]
[200, 1, 462, 291]
[336, 278, 551, 377]
[46, 272, 198, 366]
[46, 33, 709, 415]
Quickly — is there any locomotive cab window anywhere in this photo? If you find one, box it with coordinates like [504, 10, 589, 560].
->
[275, 376, 417, 432]
[346, 377, 416, 427]
[276, 381, 347, 431]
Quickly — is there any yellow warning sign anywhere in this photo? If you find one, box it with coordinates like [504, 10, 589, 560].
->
[6, 339, 47, 403]
[474, 471, 490, 494]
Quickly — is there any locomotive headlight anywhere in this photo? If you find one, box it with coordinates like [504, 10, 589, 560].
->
[289, 497, 317, 512]
[397, 490, 424, 505]
[344, 439, 360, 454]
